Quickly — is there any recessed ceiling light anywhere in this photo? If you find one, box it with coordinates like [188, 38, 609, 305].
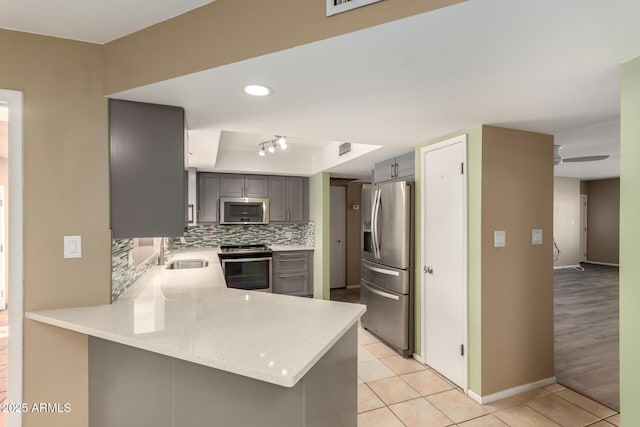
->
[243, 84, 272, 97]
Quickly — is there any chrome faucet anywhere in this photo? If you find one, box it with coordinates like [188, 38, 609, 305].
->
[158, 237, 166, 266]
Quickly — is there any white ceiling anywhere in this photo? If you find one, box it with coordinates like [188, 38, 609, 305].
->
[106, 0, 639, 179]
[0, 0, 214, 43]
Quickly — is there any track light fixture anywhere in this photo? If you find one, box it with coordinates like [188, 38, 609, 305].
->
[257, 136, 290, 156]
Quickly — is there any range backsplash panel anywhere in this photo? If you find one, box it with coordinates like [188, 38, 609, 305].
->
[170, 223, 314, 249]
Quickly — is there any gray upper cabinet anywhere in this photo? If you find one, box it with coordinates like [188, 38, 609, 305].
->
[197, 173, 221, 223]
[220, 174, 268, 198]
[269, 176, 308, 222]
[268, 176, 287, 222]
[245, 175, 269, 198]
[109, 99, 185, 239]
[287, 177, 307, 222]
[374, 151, 415, 183]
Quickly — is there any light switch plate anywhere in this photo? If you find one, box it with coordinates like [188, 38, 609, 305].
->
[532, 229, 543, 245]
[494, 230, 506, 248]
[64, 235, 82, 259]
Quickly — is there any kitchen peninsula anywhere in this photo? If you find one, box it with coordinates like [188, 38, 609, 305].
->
[27, 249, 365, 427]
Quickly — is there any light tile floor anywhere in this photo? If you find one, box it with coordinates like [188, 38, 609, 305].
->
[356, 325, 621, 427]
[332, 287, 622, 426]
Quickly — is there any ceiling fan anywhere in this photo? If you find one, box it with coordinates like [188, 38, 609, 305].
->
[553, 145, 609, 165]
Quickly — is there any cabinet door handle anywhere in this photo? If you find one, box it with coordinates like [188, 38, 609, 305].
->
[394, 162, 399, 178]
[390, 163, 395, 178]
[279, 274, 306, 279]
[279, 259, 306, 262]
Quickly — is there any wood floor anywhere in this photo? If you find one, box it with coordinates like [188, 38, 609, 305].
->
[554, 263, 619, 411]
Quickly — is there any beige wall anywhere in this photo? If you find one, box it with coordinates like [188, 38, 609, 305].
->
[553, 177, 581, 267]
[103, 0, 465, 94]
[0, 29, 110, 426]
[583, 178, 620, 264]
[480, 126, 554, 395]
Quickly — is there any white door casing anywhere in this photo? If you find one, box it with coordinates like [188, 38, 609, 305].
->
[1, 88, 24, 427]
[330, 186, 346, 289]
[0, 185, 5, 310]
[421, 135, 468, 391]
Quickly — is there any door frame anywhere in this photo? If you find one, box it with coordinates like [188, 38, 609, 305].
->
[0, 185, 5, 310]
[420, 134, 469, 392]
[580, 194, 588, 263]
[1, 88, 24, 427]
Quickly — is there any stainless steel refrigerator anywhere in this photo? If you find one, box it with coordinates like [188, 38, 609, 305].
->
[361, 181, 414, 357]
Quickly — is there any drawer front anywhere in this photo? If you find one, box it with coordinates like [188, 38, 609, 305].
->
[273, 251, 309, 272]
[272, 272, 310, 296]
[360, 280, 409, 351]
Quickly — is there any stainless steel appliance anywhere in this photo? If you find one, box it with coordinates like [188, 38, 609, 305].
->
[220, 198, 269, 225]
[361, 181, 414, 356]
[219, 244, 273, 292]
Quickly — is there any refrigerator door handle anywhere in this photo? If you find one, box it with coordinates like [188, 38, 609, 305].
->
[363, 280, 400, 301]
[363, 263, 400, 277]
[371, 188, 381, 259]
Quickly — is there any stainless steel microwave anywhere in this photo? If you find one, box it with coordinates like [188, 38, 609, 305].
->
[220, 198, 269, 224]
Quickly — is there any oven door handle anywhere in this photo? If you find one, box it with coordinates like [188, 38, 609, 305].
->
[221, 257, 273, 263]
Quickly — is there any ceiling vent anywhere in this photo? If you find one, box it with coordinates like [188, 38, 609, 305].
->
[339, 142, 352, 156]
[326, 0, 384, 17]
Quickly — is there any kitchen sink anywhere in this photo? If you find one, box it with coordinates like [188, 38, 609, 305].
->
[166, 259, 209, 270]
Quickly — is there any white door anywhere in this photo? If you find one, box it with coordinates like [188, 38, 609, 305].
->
[330, 186, 346, 289]
[580, 195, 588, 263]
[423, 136, 467, 389]
[0, 185, 5, 310]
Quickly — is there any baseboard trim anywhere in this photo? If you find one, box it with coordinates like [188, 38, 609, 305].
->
[467, 376, 556, 404]
[412, 353, 425, 364]
[585, 261, 619, 267]
[553, 264, 581, 270]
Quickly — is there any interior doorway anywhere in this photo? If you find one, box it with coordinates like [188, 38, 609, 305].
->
[580, 194, 588, 263]
[553, 178, 620, 411]
[330, 185, 346, 289]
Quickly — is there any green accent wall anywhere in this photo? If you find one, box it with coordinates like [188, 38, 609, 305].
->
[620, 55, 640, 425]
[310, 172, 331, 299]
[414, 126, 483, 395]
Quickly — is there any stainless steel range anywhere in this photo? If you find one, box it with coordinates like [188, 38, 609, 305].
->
[218, 244, 273, 292]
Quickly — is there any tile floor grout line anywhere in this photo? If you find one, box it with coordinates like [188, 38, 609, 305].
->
[554, 383, 620, 417]
[522, 399, 578, 427]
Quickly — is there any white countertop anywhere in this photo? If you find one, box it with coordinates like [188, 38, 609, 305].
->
[268, 244, 315, 251]
[26, 248, 364, 388]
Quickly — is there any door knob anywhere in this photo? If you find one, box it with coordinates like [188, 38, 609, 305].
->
[424, 266, 433, 274]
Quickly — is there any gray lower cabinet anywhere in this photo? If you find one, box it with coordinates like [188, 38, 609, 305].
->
[220, 174, 269, 198]
[197, 173, 220, 223]
[272, 250, 313, 296]
[269, 176, 308, 222]
[109, 99, 185, 238]
[89, 328, 357, 427]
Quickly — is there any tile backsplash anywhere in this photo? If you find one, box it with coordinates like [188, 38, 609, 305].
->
[111, 238, 161, 302]
[111, 223, 314, 301]
[170, 223, 314, 249]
